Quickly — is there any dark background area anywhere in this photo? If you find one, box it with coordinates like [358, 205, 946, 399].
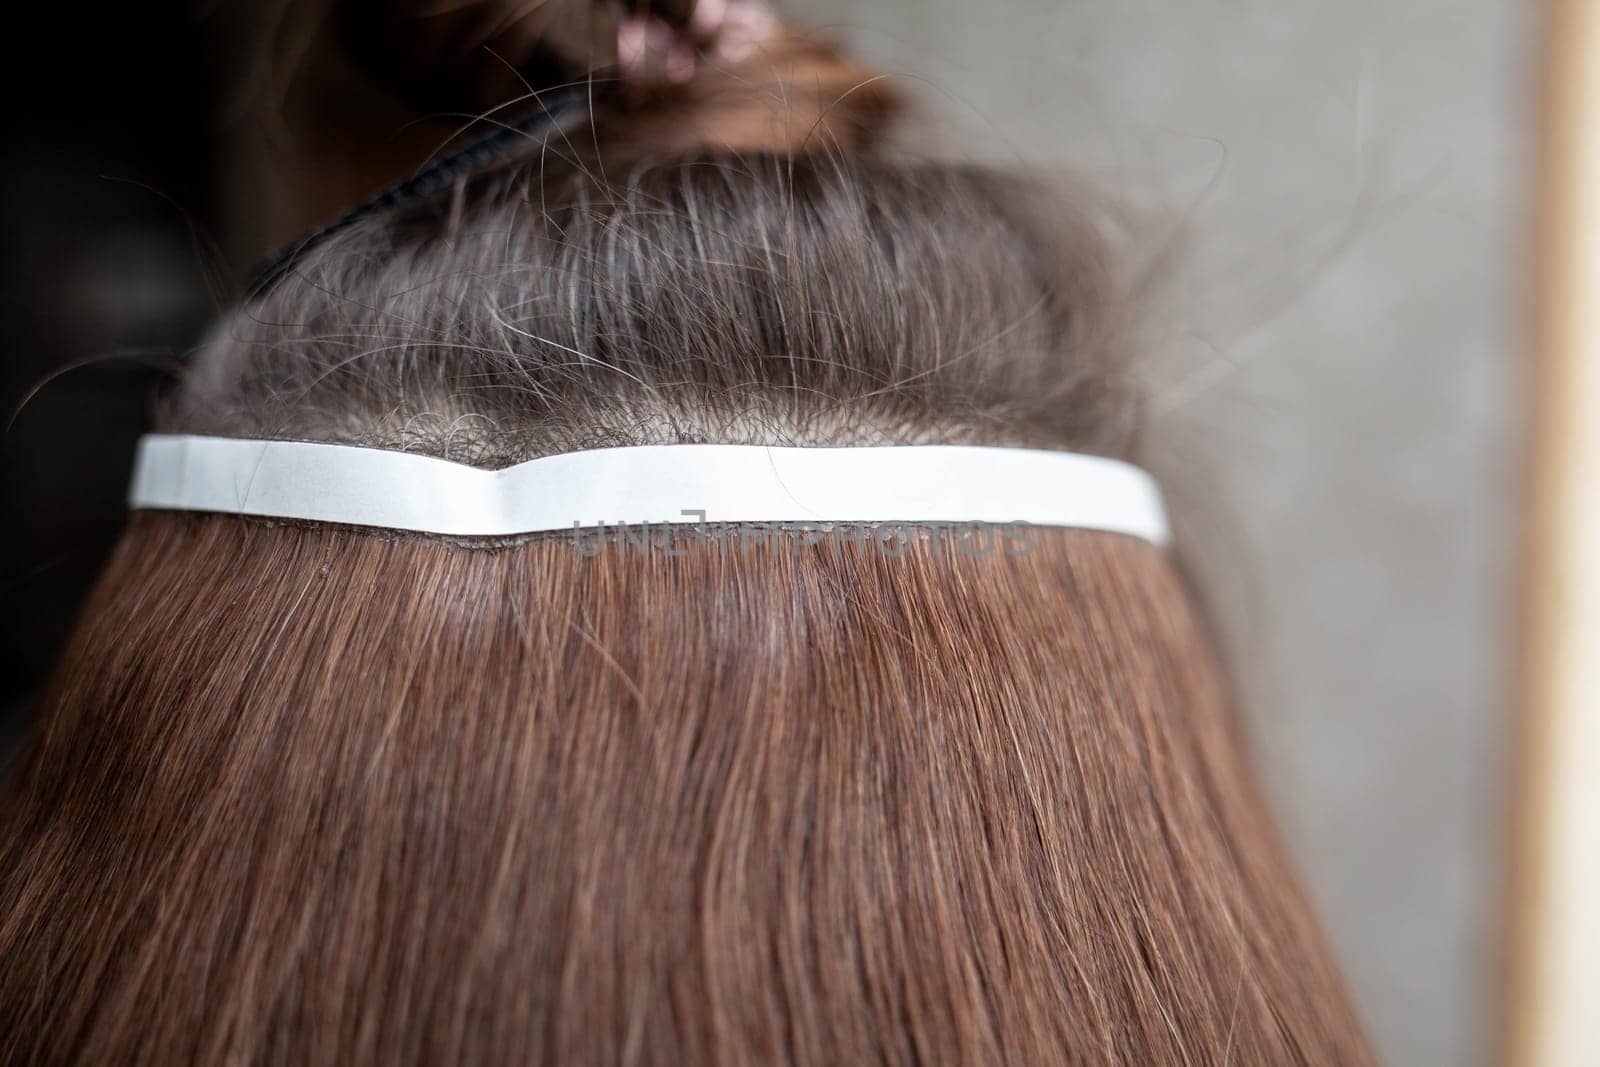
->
[1, 5, 222, 747]
[0, 3, 456, 750]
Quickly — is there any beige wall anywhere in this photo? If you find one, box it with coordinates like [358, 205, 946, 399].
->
[795, 2, 1530, 1062]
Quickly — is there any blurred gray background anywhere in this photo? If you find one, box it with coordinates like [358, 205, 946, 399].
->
[799, 1, 1530, 1063]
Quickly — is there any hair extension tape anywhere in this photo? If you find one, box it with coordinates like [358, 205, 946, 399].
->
[128, 435, 1170, 544]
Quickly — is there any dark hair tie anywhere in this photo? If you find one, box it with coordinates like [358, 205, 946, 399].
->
[247, 90, 588, 296]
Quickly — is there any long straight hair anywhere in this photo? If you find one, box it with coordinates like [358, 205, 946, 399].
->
[0, 11, 1371, 1063]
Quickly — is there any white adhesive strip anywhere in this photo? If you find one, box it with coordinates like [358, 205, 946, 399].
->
[128, 435, 1170, 545]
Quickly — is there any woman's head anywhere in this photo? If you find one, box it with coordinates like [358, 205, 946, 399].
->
[0, 6, 1370, 1063]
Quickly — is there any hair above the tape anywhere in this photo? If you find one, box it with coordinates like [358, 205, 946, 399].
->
[173, 149, 1133, 466]
[0, 5, 1371, 1064]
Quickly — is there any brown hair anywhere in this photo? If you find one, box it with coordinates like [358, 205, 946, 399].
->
[0, 8, 1370, 1063]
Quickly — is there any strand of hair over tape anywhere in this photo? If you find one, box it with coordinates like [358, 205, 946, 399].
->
[128, 436, 1171, 545]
